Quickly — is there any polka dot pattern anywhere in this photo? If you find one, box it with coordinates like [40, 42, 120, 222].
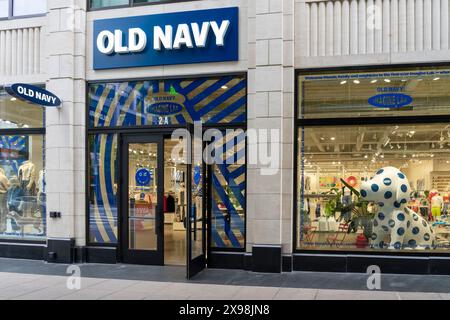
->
[397, 227, 405, 236]
[377, 169, 384, 175]
[378, 212, 385, 220]
[401, 184, 408, 192]
[388, 219, 395, 228]
[424, 233, 430, 241]
[384, 191, 392, 199]
[361, 190, 367, 197]
[397, 213, 405, 221]
[394, 242, 402, 249]
[412, 227, 420, 235]
[371, 184, 379, 192]
[398, 172, 405, 179]
[383, 178, 392, 186]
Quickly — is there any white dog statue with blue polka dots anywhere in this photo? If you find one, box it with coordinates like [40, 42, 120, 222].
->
[360, 167, 435, 250]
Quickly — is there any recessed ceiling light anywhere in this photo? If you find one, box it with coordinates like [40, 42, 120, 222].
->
[340, 80, 347, 85]
[433, 77, 440, 81]
[370, 79, 377, 83]
[384, 79, 391, 83]
[330, 137, 336, 141]
[353, 80, 360, 84]
[221, 85, 228, 89]
[10, 98, 16, 101]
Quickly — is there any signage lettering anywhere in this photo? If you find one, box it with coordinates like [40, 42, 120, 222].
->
[93, 7, 239, 70]
[5, 83, 61, 108]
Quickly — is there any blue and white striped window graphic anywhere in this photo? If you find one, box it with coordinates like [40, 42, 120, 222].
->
[88, 75, 246, 127]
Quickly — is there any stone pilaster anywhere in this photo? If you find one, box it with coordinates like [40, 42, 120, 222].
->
[246, 0, 295, 272]
[45, 0, 86, 263]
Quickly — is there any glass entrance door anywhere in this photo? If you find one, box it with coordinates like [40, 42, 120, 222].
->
[187, 135, 207, 278]
[121, 135, 164, 265]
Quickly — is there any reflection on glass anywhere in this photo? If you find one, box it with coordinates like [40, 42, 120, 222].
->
[0, 135, 45, 240]
[88, 134, 118, 244]
[298, 124, 450, 252]
[128, 143, 158, 250]
[299, 69, 450, 119]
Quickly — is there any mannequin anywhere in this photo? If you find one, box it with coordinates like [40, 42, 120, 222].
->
[18, 160, 36, 196]
[0, 168, 9, 232]
[431, 193, 444, 220]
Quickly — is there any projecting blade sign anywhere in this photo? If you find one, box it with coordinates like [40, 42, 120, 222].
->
[5, 83, 62, 108]
[93, 7, 239, 70]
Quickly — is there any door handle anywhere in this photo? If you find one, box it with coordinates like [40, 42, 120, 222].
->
[156, 205, 163, 235]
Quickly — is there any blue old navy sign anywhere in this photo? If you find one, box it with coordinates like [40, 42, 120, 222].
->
[93, 7, 239, 70]
[6, 83, 61, 108]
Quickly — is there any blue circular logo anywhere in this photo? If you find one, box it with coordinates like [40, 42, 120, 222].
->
[135, 168, 152, 186]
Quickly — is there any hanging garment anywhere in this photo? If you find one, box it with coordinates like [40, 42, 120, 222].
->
[7, 185, 24, 214]
[167, 194, 175, 213]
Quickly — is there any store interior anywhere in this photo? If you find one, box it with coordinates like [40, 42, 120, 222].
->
[298, 123, 450, 251]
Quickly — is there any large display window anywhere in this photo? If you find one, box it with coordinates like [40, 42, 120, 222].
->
[296, 68, 450, 253]
[0, 88, 46, 241]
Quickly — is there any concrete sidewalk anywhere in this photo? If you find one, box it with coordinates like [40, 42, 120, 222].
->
[0, 271, 448, 300]
[0, 258, 449, 300]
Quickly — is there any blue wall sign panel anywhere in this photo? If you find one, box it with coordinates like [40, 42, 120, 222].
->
[93, 7, 239, 70]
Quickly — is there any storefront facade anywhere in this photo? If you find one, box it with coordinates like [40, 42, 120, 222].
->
[1, 0, 450, 276]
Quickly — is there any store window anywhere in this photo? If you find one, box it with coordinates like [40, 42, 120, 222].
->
[90, 0, 128, 9]
[0, 0, 8, 18]
[296, 68, 450, 253]
[88, 76, 246, 128]
[12, 0, 46, 16]
[0, 90, 44, 128]
[88, 134, 118, 244]
[0, 89, 46, 241]
[0, 0, 46, 18]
